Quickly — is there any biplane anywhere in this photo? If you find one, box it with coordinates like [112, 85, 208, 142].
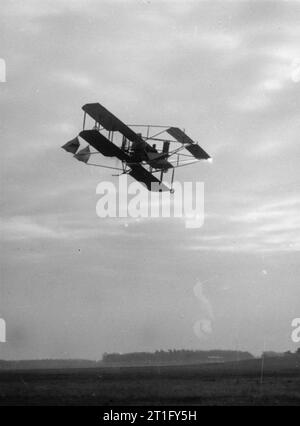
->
[62, 103, 211, 192]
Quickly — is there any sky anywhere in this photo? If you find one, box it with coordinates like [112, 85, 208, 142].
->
[0, 0, 300, 360]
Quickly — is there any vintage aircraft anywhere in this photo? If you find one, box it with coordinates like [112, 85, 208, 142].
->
[62, 102, 211, 192]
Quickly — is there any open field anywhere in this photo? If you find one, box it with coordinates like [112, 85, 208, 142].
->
[0, 356, 299, 406]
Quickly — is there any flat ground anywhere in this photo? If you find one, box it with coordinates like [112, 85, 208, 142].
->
[0, 356, 299, 406]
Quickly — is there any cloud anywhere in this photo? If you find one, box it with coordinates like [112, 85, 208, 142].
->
[53, 71, 93, 89]
[176, 29, 241, 51]
[2, 0, 91, 19]
[230, 197, 300, 224]
[0, 216, 61, 241]
[291, 58, 300, 82]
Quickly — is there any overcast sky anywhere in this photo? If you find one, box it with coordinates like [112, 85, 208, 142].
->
[1, 0, 300, 360]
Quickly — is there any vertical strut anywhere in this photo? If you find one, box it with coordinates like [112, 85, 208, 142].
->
[83, 112, 86, 130]
[170, 154, 179, 193]
[160, 169, 164, 183]
[121, 135, 126, 151]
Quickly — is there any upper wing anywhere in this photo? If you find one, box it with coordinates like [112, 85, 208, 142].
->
[83, 103, 149, 146]
[82, 102, 158, 155]
[166, 127, 211, 160]
[129, 164, 169, 192]
[82, 103, 138, 142]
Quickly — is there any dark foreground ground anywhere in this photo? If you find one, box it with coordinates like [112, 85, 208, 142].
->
[0, 356, 299, 406]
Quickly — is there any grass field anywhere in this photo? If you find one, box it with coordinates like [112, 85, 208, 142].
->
[0, 356, 299, 406]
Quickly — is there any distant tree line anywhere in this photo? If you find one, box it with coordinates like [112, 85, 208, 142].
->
[102, 349, 254, 364]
